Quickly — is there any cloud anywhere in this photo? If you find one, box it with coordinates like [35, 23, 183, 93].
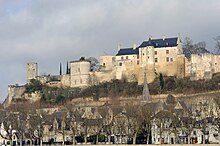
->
[0, 0, 220, 101]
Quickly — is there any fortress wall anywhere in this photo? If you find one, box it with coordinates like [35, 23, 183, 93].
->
[93, 70, 114, 83]
[23, 92, 41, 102]
[61, 74, 71, 87]
[8, 85, 26, 99]
[214, 55, 220, 73]
[177, 55, 186, 78]
[185, 58, 191, 77]
[155, 61, 177, 76]
[138, 64, 155, 84]
[3, 85, 26, 108]
[154, 47, 179, 76]
[191, 53, 216, 80]
[100, 56, 115, 70]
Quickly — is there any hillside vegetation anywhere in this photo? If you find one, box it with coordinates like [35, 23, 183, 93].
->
[24, 73, 220, 104]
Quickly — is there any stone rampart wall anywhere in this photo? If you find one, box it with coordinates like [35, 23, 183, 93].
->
[43, 144, 219, 146]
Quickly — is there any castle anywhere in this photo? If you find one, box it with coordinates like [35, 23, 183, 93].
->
[3, 35, 220, 107]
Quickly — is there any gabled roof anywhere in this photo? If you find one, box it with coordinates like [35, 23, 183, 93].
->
[115, 37, 178, 56]
[138, 37, 178, 48]
[116, 48, 138, 56]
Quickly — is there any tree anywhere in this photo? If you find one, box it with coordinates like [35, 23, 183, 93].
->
[159, 73, 164, 92]
[182, 37, 194, 59]
[60, 63, 62, 75]
[214, 36, 220, 54]
[87, 57, 100, 71]
[25, 79, 42, 93]
[139, 105, 154, 144]
[66, 61, 70, 74]
[154, 110, 178, 144]
[182, 37, 209, 59]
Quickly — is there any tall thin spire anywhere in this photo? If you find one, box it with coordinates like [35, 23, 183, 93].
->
[143, 68, 151, 101]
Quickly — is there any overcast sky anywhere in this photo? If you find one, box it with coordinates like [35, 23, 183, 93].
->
[0, 0, 220, 102]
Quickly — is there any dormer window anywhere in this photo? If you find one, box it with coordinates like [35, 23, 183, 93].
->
[156, 43, 158, 46]
[166, 42, 169, 46]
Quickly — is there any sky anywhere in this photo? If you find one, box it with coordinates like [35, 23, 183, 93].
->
[0, 0, 220, 102]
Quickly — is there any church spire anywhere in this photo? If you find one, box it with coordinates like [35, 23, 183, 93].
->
[142, 68, 151, 101]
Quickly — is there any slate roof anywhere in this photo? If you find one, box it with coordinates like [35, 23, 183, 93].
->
[116, 37, 178, 56]
[139, 37, 178, 48]
[116, 47, 138, 56]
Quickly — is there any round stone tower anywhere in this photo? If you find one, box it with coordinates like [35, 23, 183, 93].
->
[27, 63, 38, 83]
[70, 60, 90, 87]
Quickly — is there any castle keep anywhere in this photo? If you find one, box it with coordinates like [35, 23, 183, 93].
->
[100, 35, 185, 83]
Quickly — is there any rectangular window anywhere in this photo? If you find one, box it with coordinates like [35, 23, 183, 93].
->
[137, 61, 139, 65]
[155, 51, 157, 55]
[126, 56, 128, 59]
[166, 57, 169, 62]
[170, 58, 173, 62]
[121, 56, 124, 60]
[166, 50, 169, 54]
[137, 55, 139, 59]
[155, 58, 158, 62]
[119, 63, 122, 66]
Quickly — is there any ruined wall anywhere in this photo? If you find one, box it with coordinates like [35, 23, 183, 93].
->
[3, 85, 26, 108]
[185, 58, 191, 77]
[190, 53, 220, 80]
[214, 55, 220, 73]
[176, 55, 186, 78]
[61, 74, 71, 87]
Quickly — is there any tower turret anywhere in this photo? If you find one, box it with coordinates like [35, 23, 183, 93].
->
[27, 63, 38, 83]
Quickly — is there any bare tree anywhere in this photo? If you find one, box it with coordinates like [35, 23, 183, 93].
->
[214, 36, 220, 54]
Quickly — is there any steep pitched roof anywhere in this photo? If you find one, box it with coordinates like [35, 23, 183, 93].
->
[139, 37, 178, 48]
[115, 37, 178, 56]
[116, 48, 138, 56]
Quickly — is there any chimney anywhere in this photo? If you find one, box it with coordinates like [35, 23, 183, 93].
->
[163, 36, 165, 40]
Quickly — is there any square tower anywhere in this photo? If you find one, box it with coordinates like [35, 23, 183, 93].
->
[27, 63, 38, 83]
